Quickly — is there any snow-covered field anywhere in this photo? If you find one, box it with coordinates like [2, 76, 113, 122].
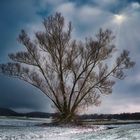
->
[0, 118, 140, 140]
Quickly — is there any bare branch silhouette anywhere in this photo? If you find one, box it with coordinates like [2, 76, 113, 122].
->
[0, 13, 135, 123]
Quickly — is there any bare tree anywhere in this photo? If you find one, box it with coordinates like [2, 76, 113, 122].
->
[0, 13, 135, 123]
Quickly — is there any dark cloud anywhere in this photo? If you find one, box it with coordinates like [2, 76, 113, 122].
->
[0, 76, 51, 112]
[0, 0, 40, 60]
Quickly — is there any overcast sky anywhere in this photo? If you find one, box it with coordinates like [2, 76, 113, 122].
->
[0, 0, 140, 114]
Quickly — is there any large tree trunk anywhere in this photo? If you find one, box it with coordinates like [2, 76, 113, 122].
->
[53, 109, 78, 124]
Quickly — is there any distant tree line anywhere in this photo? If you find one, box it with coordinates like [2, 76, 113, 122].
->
[79, 113, 140, 120]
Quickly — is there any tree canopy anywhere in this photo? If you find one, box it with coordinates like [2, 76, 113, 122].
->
[0, 13, 135, 123]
